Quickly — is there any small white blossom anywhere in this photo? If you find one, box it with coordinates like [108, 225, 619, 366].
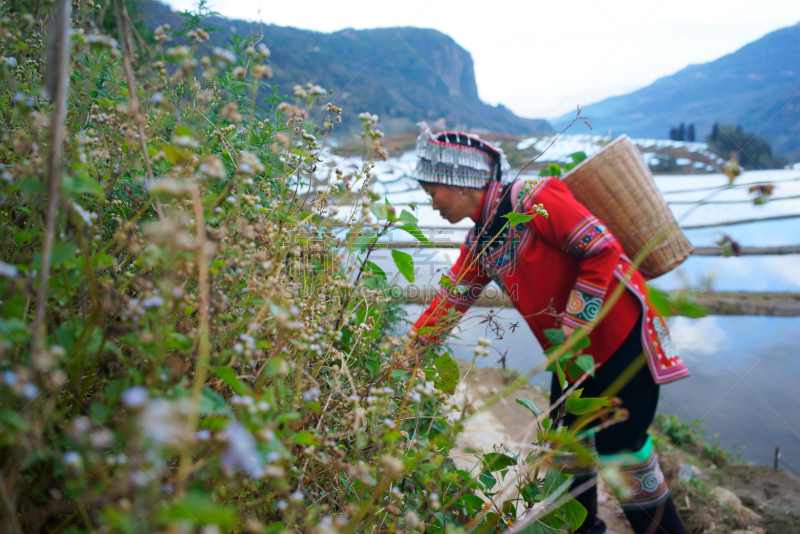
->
[141, 296, 164, 309]
[73, 203, 96, 227]
[22, 383, 38, 399]
[122, 386, 148, 409]
[2, 371, 18, 386]
[221, 422, 265, 479]
[212, 47, 236, 66]
[0, 261, 17, 279]
[63, 451, 83, 471]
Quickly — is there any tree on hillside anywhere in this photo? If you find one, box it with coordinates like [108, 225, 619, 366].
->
[669, 123, 696, 142]
[669, 123, 686, 141]
[707, 122, 788, 170]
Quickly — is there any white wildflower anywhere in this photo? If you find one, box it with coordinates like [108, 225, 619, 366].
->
[139, 398, 196, 448]
[0, 261, 18, 278]
[122, 386, 149, 409]
[2, 371, 18, 386]
[63, 451, 83, 472]
[73, 203, 96, 227]
[212, 47, 236, 67]
[22, 383, 38, 399]
[220, 423, 265, 479]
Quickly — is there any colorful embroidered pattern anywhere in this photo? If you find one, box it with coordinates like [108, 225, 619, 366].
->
[600, 438, 669, 509]
[563, 216, 614, 257]
[551, 432, 598, 479]
[468, 181, 535, 283]
[613, 263, 690, 384]
[564, 288, 603, 326]
[435, 266, 484, 311]
[574, 278, 607, 299]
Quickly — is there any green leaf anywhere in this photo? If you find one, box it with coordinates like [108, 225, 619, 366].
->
[564, 396, 610, 416]
[573, 330, 591, 349]
[398, 209, 418, 225]
[560, 497, 588, 531]
[516, 398, 541, 415]
[675, 296, 707, 319]
[199, 387, 232, 416]
[570, 151, 588, 166]
[164, 332, 192, 350]
[294, 430, 318, 446]
[50, 242, 78, 267]
[213, 366, 247, 395]
[544, 329, 565, 346]
[555, 361, 566, 390]
[438, 273, 453, 289]
[370, 203, 396, 222]
[458, 494, 486, 514]
[568, 354, 596, 379]
[16, 178, 45, 193]
[545, 350, 573, 373]
[396, 224, 434, 247]
[345, 228, 376, 252]
[361, 275, 388, 290]
[428, 354, 459, 395]
[89, 402, 112, 425]
[503, 212, 535, 226]
[391, 249, 414, 283]
[363, 261, 386, 281]
[482, 452, 516, 472]
[158, 490, 237, 527]
[648, 286, 673, 317]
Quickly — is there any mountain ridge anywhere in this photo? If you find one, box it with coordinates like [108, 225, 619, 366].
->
[553, 22, 800, 162]
[141, 1, 553, 139]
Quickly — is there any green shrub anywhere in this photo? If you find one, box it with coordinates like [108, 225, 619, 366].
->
[0, 2, 617, 532]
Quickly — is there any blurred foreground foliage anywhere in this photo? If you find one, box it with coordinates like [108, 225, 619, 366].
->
[0, 1, 625, 533]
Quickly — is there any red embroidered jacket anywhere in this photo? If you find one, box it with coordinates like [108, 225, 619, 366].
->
[412, 178, 689, 384]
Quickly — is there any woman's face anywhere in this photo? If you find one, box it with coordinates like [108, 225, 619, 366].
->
[420, 182, 478, 224]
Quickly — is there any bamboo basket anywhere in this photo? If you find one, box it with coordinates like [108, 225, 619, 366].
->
[562, 135, 694, 279]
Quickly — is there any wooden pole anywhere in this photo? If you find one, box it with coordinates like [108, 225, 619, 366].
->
[401, 288, 800, 316]
[377, 240, 800, 256]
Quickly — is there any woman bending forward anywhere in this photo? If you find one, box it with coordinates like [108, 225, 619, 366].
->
[410, 125, 689, 534]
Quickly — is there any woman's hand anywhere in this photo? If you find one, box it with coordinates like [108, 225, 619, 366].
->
[561, 324, 576, 342]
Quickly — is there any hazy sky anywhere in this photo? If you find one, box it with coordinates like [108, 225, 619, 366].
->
[163, 0, 800, 121]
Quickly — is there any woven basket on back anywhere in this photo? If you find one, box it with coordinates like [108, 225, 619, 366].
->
[562, 135, 694, 279]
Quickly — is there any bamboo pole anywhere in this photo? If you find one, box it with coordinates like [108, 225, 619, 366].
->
[400, 287, 800, 316]
[375, 241, 800, 256]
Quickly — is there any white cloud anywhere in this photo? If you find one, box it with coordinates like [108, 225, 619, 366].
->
[668, 316, 727, 356]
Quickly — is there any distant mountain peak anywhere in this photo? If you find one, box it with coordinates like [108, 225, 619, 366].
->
[554, 22, 800, 162]
[142, 1, 552, 139]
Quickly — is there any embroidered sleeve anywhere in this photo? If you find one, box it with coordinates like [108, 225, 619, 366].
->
[518, 178, 625, 332]
[563, 280, 605, 328]
[562, 216, 615, 257]
[413, 241, 491, 342]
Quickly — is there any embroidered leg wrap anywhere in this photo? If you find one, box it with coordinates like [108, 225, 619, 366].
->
[551, 432, 606, 534]
[600, 437, 686, 534]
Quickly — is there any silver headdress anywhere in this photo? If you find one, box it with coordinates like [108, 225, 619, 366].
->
[413, 123, 511, 188]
